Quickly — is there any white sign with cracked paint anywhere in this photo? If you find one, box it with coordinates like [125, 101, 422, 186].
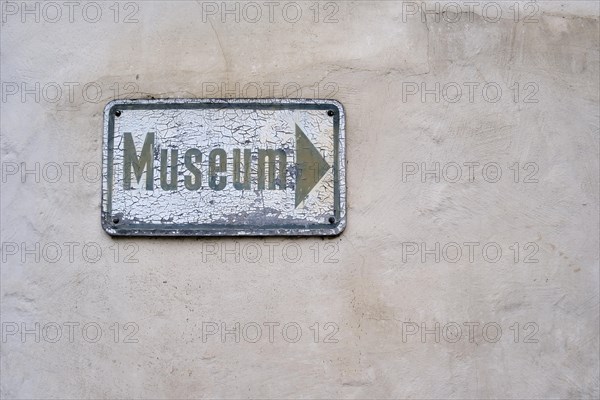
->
[102, 99, 346, 236]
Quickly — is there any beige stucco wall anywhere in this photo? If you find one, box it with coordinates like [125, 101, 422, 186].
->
[1, 1, 599, 398]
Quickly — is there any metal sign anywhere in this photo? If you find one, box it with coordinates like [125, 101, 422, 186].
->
[101, 99, 346, 236]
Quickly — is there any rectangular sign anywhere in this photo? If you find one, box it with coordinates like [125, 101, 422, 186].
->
[102, 99, 346, 236]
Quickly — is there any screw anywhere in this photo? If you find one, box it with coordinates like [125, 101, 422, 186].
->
[112, 217, 120, 224]
[327, 110, 335, 117]
[115, 110, 122, 117]
[328, 216, 336, 224]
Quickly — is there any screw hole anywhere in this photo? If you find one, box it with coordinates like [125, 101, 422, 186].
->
[327, 110, 335, 117]
[115, 110, 122, 117]
[112, 217, 120, 224]
[328, 216, 336, 224]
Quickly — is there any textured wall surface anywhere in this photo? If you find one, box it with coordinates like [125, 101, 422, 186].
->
[1, 1, 599, 398]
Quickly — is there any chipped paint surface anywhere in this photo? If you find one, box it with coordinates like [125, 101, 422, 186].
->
[102, 99, 346, 236]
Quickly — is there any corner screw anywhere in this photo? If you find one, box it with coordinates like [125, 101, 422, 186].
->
[327, 110, 335, 117]
[115, 110, 122, 117]
[112, 217, 120, 224]
[328, 216, 336, 224]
